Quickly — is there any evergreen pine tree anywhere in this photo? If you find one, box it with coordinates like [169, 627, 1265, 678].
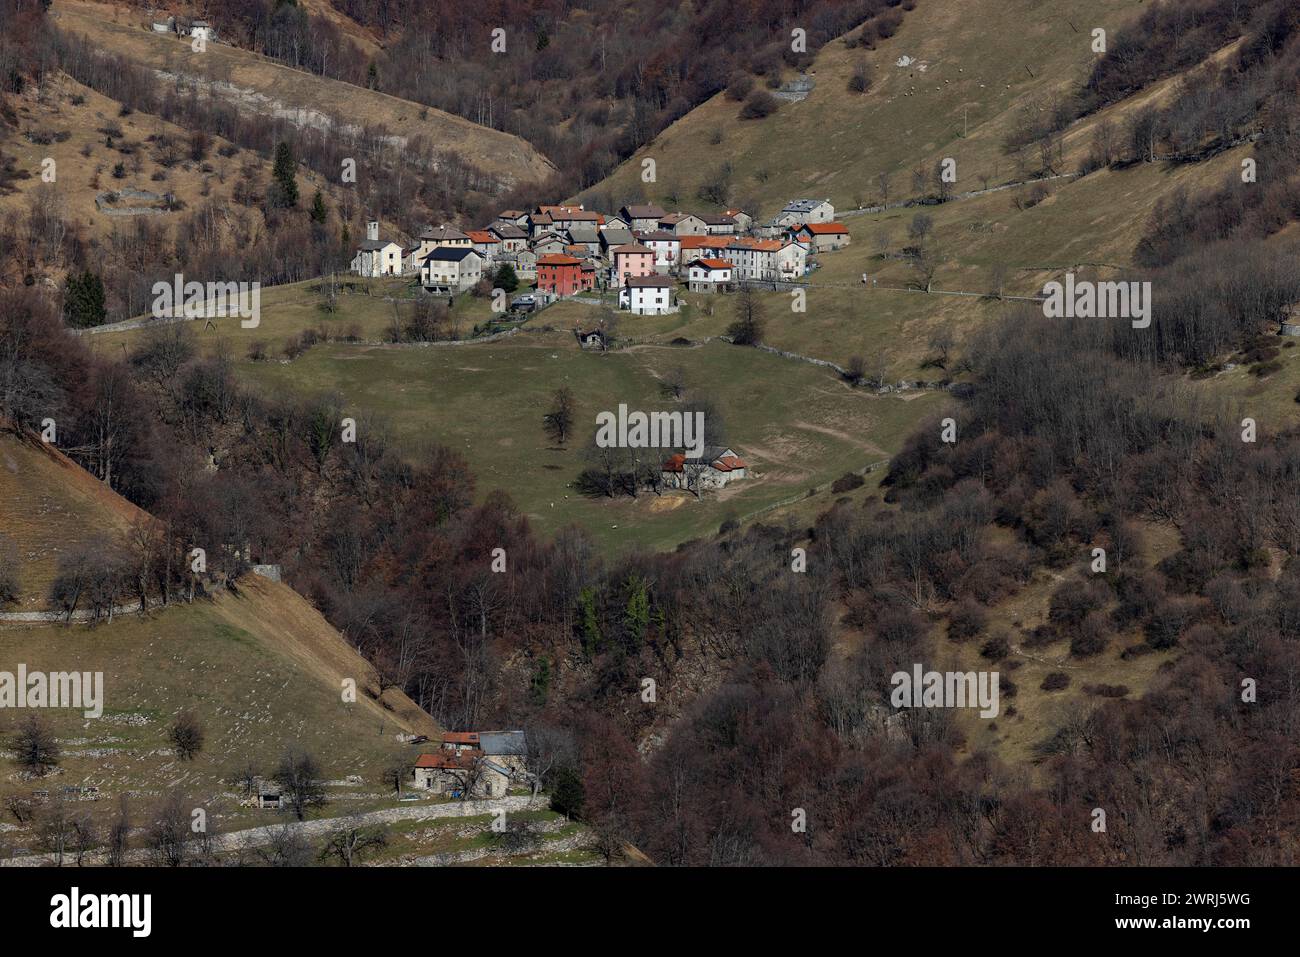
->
[271, 141, 298, 208]
[64, 271, 107, 328]
[310, 189, 327, 224]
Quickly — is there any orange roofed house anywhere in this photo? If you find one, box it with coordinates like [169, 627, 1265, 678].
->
[536, 254, 595, 297]
[661, 446, 749, 491]
[790, 221, 851, 252]
[412, 730, 527, 798]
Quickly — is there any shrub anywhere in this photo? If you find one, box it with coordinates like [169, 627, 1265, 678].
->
[979, 634, 1011, 661]
[725, 74, 754, 101]
[830, 472, 865, 494]
[739, 91, 779, 120]
[1040, 672, 1071, 691]
[947, 599, 987, 642]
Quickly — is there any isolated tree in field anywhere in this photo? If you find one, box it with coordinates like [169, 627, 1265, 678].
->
[384, 755, 414, 796]
[0, 532, 19, 608]
[275, 748, 327, 821]
[12, 713, 60, 776]
[320, 815, 388, 867]
[107, 796, 131, 867]
[848, 57, 873, 93]
[910, 244, 941, 293]
[146, 790, 192, 867]
[875, 170, 892, 207]
[37, 797, 72, 866]
[727, 289, 766, 345]
[544, 386, 576, 447]
[844, 355, 867, 386]
[64, 270, 106, 328]
[169, 709, 204, 761]
[907, 213, 934, 244]
[270, 141, 298, 208]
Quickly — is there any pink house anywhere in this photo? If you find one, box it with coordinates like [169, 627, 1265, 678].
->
[612, 243, 656, 286]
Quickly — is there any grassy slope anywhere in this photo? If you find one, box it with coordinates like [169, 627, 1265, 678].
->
[51, 0, 555, 188]
[230, 325, 943, 552]
[0, 575, 438, 831]
[586, 0, 1144, 217]
[0, 70, 323, 247]
[0, 432, 152, 608]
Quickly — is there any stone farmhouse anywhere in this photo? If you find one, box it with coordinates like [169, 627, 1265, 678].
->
[412, 730, 527, 798]
[777, 198, 835, 226]
[662, 447, 749, 490]
[791, 221, 851, 252]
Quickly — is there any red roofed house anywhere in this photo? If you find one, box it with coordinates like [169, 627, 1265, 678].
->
[413, 749, 510, 798]
[536, 254, 594, 296]
[466, 230, 501, 263]
[661, 446, 749, 491]
[686, 258, 735, 293]
[790, 221, 851, 252]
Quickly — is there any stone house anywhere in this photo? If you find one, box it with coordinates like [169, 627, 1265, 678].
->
[488, 223, 529, 254]
[723, 208, 753, 232]
[413, 750, 511, 799]
[791, 221, 851, 252]
[776, 198, 834, 226]
[661, 447, 749, 491]
[659, 212, 708, 236]
[621, 204, 668, 232]
[699, 213, 738, 235]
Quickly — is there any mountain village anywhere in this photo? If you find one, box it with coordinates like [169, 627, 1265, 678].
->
[351, 198, 852, 315]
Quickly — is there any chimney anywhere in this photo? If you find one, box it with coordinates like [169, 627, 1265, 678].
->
[366, 220, 379, 242]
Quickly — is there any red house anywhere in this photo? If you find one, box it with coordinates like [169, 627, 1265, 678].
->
[536, 254, 593, 296]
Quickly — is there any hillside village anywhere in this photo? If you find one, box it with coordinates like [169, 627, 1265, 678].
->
[352, 198, 851, 314]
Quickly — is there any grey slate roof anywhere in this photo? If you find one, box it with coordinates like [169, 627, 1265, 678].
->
[782, 198, 831, 213]
[424, 247, 478, 263]
[478, 731, 526, 756]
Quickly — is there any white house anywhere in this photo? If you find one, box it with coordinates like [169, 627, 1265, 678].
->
[724, 239, 807, 281]
[637, 230, 682, 273]
[619, 275, 679, 315]
[421, 247, 483, 293]
[351, 221, 403, 277]
[189, 21, 217, 43]
[686, 258, 734, 292]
